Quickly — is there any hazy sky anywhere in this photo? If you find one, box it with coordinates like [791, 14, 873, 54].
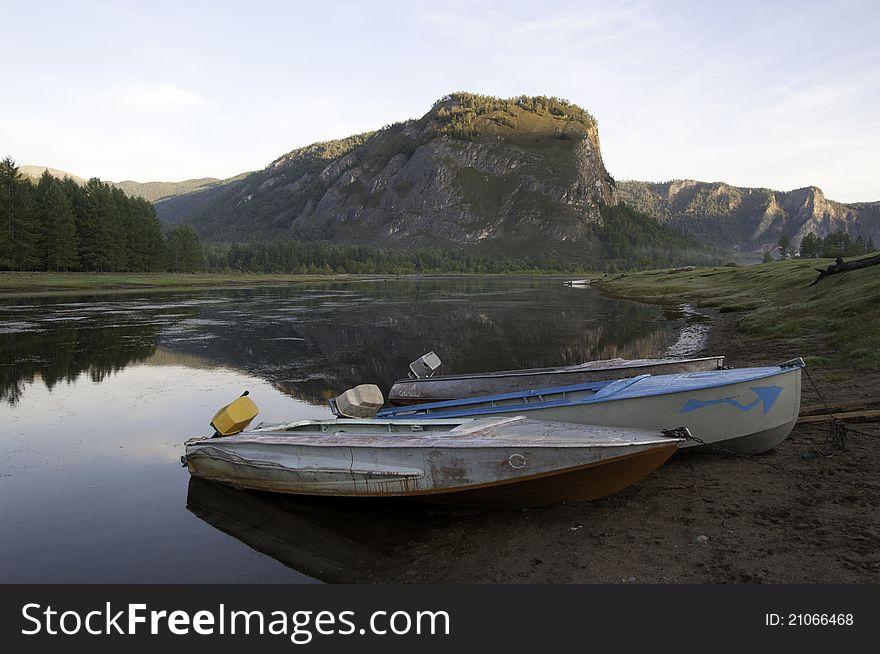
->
[2, 0, 878, 201]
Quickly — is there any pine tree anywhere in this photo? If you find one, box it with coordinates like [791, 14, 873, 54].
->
[107, 187, 128, 271]
[79, 179, 113, 271]
[0, 156, 16, 269]
[37, 176, 79, 271]
[0, 156, 39, 270]
[777, 234, 792, 259]
[799, 232, 820, 258]
[166, 224, 206, 272]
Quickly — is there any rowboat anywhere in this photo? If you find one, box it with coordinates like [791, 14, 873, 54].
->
[378, 359, 805, 454]
[388, 355, 725, 405]
[183, 416, 686, 506]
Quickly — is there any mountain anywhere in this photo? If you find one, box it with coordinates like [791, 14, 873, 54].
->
[617, 180, 880, 253]
[158, 94, 617, 253]
[112, 176, 245, 203]
[19, 165, 88, 185]
[154, 93, 719, 267]
[19, 165, 243, 203]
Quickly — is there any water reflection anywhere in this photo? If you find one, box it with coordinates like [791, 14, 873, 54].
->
[186, 478, 479, 584]
[1, 279, 684, 407]
[187, 478, 391, 583]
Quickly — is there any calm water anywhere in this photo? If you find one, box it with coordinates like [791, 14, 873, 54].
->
[0, 278, 697, 582]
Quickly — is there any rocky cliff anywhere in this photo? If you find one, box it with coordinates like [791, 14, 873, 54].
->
[617, 180, 880, 253]
[157, 94, 624, 259]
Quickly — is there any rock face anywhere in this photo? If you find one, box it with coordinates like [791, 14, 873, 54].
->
[156, 94, 618, 258]
[617, 180, 880, 253]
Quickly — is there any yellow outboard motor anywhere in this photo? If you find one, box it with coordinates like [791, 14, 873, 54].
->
[211, 391, 259, 437]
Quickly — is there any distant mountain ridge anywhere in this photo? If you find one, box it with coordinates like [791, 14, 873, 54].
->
[18, 165, 246, 204]
[617, 180, 880, 253]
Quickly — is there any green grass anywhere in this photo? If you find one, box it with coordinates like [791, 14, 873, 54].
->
[594, 257, 880, 370]
[0, 272, 350, 296]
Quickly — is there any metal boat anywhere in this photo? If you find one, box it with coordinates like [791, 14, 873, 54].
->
[388, 355, 725, 405]
[183, 416, 685, 506]
[378, 360, 805, 454]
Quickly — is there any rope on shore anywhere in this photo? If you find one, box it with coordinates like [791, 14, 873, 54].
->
[680, 431, 828, 482]
[676, 367, 879, 484]
[800, 365, 880, 455]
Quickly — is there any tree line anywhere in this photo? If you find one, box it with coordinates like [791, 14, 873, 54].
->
[0, 157, 206, 272]
[206, 240, 584, 274]
[775, 231, 876, 260]
[796, 231, 876, 259]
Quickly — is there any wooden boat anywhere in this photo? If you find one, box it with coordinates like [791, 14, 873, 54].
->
[183, 416, 685, 506]
[378, 359, 805, 455]
[388, 355, 726, 405]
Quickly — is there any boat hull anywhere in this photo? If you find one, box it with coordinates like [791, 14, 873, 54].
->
[380, 366, 803, 455]
[184, 419, 681, 506]
[388, 356, 725, 405]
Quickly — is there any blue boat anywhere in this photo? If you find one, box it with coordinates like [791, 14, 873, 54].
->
[377, 359, 805, 454]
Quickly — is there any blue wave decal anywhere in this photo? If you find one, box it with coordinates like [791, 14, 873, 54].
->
[678, 386, 782, 415]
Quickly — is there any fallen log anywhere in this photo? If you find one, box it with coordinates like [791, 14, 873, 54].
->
[799, 397, 880, 416]
[810, 253, 880, 286]
[797, 408, 880, 424]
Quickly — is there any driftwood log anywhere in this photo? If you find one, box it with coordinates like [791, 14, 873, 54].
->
[810, 253, 880, 286]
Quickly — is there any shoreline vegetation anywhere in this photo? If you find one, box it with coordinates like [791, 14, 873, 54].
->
[0, 270, 575, 297]
[593, 255, 880, 371]
[0, 271, 367, 296]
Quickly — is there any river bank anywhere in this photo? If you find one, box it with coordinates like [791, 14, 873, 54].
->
[0, 272, 352, 297]
[0, 271, 577, 298]
[593, 257, 880, 371]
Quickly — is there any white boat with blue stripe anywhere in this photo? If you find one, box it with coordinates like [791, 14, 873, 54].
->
[377, 359, 805, 454]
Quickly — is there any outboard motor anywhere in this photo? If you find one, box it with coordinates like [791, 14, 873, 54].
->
[329, 384, 385, 418]
[408, 351, 442, 379]
[210, 391, 259, 437]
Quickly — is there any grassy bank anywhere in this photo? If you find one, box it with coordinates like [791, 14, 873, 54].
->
[594, 257, 880, 370]
[0, 271, 568, 297]
[0, 271, 349, 296]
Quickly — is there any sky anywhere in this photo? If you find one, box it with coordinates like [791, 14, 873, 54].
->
[2, 0, 878, 202]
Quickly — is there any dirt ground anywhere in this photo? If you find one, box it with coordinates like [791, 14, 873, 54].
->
[313, 314, 879, 584]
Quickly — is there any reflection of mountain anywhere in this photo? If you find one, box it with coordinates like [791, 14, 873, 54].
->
[186, 478, 416, 583]
[0, 322, 160, 405]
[142, 347, 217, 370]
[1, 280, 683, 407]
[158, 281, 680, 405]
